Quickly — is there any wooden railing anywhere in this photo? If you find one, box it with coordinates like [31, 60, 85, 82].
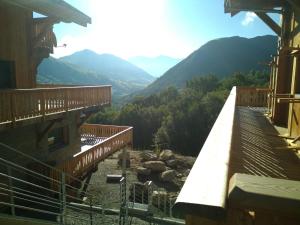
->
[174, 86, 269, 220]
[174, 87, 237, 219]
[80, 124, 130, 138]
[54, 124, 133, 180]
[0, 86, 111, 124]
[236, 87, 269, 107]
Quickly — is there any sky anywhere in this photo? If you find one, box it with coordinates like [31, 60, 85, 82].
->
[52, 0, 279, 60]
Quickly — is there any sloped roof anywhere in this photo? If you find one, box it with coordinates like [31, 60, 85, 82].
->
[3, 0, 91, 27]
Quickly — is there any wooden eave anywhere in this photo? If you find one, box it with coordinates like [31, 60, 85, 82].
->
[2, 0, 91, 27]
[224, 0, 285, 14]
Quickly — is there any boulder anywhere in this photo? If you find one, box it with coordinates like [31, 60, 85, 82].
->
[160, 170, 177, 182]
[152, 191, 172, 209]
[165, 159, 179, 168]
[176, 173, 183, 178]
[143, 161, 166, 172]
[152, 190, 168, 204]
[136, 166, 151, 176]
[159, 149, 175, 161]
[140, 150, 158, 162]
[184, 156, 196, 168]
[183, 169, 191, 177]
[181, 176, 187, 183]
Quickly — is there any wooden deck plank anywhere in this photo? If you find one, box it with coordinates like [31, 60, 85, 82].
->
[228, 173, 300, 216]
[229, 107, 300, 181]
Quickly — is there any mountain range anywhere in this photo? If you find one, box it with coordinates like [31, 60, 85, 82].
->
[140, 35, 277, 95]
[37, 50, 155, 99]
[38, 35, 277, 101]
[128, 55, 181, 77]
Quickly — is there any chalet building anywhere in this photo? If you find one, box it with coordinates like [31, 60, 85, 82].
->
[0, 1, 132, 223]
[174, 1, 300, 225]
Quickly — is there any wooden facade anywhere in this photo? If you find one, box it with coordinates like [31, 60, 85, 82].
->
[175, 1, 300, 224]
[0, 0, 90, 89]
[0, 0, 132, 185]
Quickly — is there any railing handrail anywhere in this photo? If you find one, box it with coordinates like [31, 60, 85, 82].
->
[0, 85, 112, 125]
[82, 123, 134, 129]
[0, 123, 133, 223]
[0, 142, 82, 185]
[173, 87, 237, 220]
[236, 86, 268, 107]
[0, 152, 102, 223]
[60, 124, 133, 178]
[75, 126, 132, 158]
[0, 85, 112, 93]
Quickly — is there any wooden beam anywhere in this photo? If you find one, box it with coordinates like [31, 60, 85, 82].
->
[277, 98, 300, 103]
[275, 145, 300, 150]
[37, 120, 60, 143]
[255, 12, 281, 36]
[286, 0, 300, 15]
[291, 135, 300, 144]
[228, 173, 300, 216]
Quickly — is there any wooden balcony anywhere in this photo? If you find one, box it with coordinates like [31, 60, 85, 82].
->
[0, 85, 111, 127]
[53, 124, 133, 180]
[174, 86, 300, 224]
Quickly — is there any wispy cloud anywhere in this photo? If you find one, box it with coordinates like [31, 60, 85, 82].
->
[241, 12, 257, 26]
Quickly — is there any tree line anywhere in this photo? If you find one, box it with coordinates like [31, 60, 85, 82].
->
[88, 71, 269, 156]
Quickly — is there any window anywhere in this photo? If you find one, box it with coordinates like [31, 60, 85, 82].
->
[0, 60, 15, 89]
[48, 126, 69, 151]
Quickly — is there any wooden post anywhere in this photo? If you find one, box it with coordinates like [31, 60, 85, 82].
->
[10, 92, 16, 124]
[60, 172, 66, 224]
[64, 88, 68, 112]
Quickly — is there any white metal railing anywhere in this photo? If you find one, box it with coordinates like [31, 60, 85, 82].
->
[0, 142, 109, 224]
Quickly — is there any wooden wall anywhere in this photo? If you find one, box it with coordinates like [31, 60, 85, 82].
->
[287, 11, 300, 137]
[0, 2, 35, 88]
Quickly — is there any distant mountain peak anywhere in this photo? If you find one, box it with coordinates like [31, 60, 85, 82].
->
[60, 49, 154, 83]
[139, 35, 277, 96]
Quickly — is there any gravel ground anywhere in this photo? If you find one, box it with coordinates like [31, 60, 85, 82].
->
[84, 150, 151, 225]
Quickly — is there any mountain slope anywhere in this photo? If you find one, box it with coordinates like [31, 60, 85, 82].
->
[141, 35, 277, 95]
[60, 50, 155, 84]
[128, 55, 181, 77]
[37, 57, 142, 98]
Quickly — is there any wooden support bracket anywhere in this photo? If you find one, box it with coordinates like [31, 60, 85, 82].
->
[37, 119, 60, 143]
[277, 98, 300, 103]
[255, 12, 281, 36]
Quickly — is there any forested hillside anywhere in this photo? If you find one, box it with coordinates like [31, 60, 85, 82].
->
[38, 50, 155, 101]
[140, 35, 277, 95]
[89, 71, 269, 156]
[60, 50, 154, 84]
[37, 57, 141, 99]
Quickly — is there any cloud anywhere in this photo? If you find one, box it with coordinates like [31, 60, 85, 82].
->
[241, 12, 257, 26]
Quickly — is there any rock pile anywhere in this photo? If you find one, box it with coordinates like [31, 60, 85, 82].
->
[135, 149, 195, 189]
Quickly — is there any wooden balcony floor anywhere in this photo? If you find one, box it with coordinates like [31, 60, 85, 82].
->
[80, 136, 107, 152]
[230, 106, 300, 181]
